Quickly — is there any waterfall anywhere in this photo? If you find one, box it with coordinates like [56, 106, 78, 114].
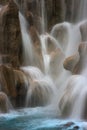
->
[41, 0, 47, 33]
[19, 12, 33, 65]
[66, 0, 87, 22]
[18, 0, 87, 121]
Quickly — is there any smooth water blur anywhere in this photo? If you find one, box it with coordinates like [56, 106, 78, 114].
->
[0, 107, 85, 130]
[19, 12, 33, 65]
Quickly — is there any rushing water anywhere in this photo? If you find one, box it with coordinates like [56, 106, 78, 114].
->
[0, 107, 86, 130]
[1, 0, 87, 129]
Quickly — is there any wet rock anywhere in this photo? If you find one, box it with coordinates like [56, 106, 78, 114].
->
[0, 65, 16, 98]
[63, 53, 80, 73]
[45, 0, 66, 30]
[0, 65, 28, 108]
[76, 43, 87, 74]
[64, 122, 74, 127]
[0, 54, 10, 64]
[0, 0, 22, 67]
[27, 80, 53, 107]
[29, 26, 40, 45]
[73, 126, 80, 129]
[63, 43, 87, 74]
[0, 0, 9, 5]
[0, 92, 12, 113]
[14, 69, 28, 107]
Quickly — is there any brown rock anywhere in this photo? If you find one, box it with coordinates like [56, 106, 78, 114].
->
[0, 65, 16, 97]
[0, 0, 22, 67]
[27, 80, 52, 107]
[0, 65, 28, 107]
[63, 53, 80, 73]
[76, 43, 87, 74]
[14, 69, 28, 107]
[0, 92, 11, 113]
[0, 0, 9, 5]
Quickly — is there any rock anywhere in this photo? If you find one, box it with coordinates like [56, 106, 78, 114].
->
[0, 65, 28, 108]
[63, 43, 87, 74]
[76, 43, 87, 74]
[64, 122, 74, 127]
[0, 54, 10, 64]
[27, 79, 53, 107]
[45, 0, 66, 30]
[0, 92, 12, 113]
[0, 0, 22, 67]
[0, 65, 16, 98]
[14, 69, 28, 107]
[63, 53, 80, 73]
[73, 126, 80, 129]
[0, 0, 9, 5]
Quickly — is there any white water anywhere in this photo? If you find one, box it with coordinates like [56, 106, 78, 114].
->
[19, 12, 33, 65]
[67, 0, 87, 22]
[41, 0, 47, 33]
[18, 0, 87, 121]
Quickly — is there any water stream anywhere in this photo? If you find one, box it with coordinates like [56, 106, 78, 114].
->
[1, 0, 87, 129]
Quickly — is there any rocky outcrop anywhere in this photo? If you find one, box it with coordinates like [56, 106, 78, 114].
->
[0, 0, 22, 67]
[0, 65, 28, 108]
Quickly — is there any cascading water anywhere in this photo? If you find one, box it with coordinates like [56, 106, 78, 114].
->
[1, 0, 87, 129]
[18, 0, 87, 119]
[19, 12, 33, 65]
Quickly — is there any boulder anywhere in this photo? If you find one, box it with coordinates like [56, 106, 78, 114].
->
[0, 92, 12, 113]
[0, 65, 28, 108]
[14, 69, 28, 107]
[63, 43, 87, 74]
[26, 79, 53, 107]
[77, 43, 87, 74]
[0, 65, 16, 98]
[63, 53, 80, 73]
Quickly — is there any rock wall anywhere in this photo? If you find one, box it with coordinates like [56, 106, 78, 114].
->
[0, 0, 22, 67]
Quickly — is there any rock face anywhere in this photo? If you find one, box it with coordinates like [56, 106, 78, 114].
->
[45, 0, 66, 30]
[0, 65, 28, 108]
[0, 0, 22, 67]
